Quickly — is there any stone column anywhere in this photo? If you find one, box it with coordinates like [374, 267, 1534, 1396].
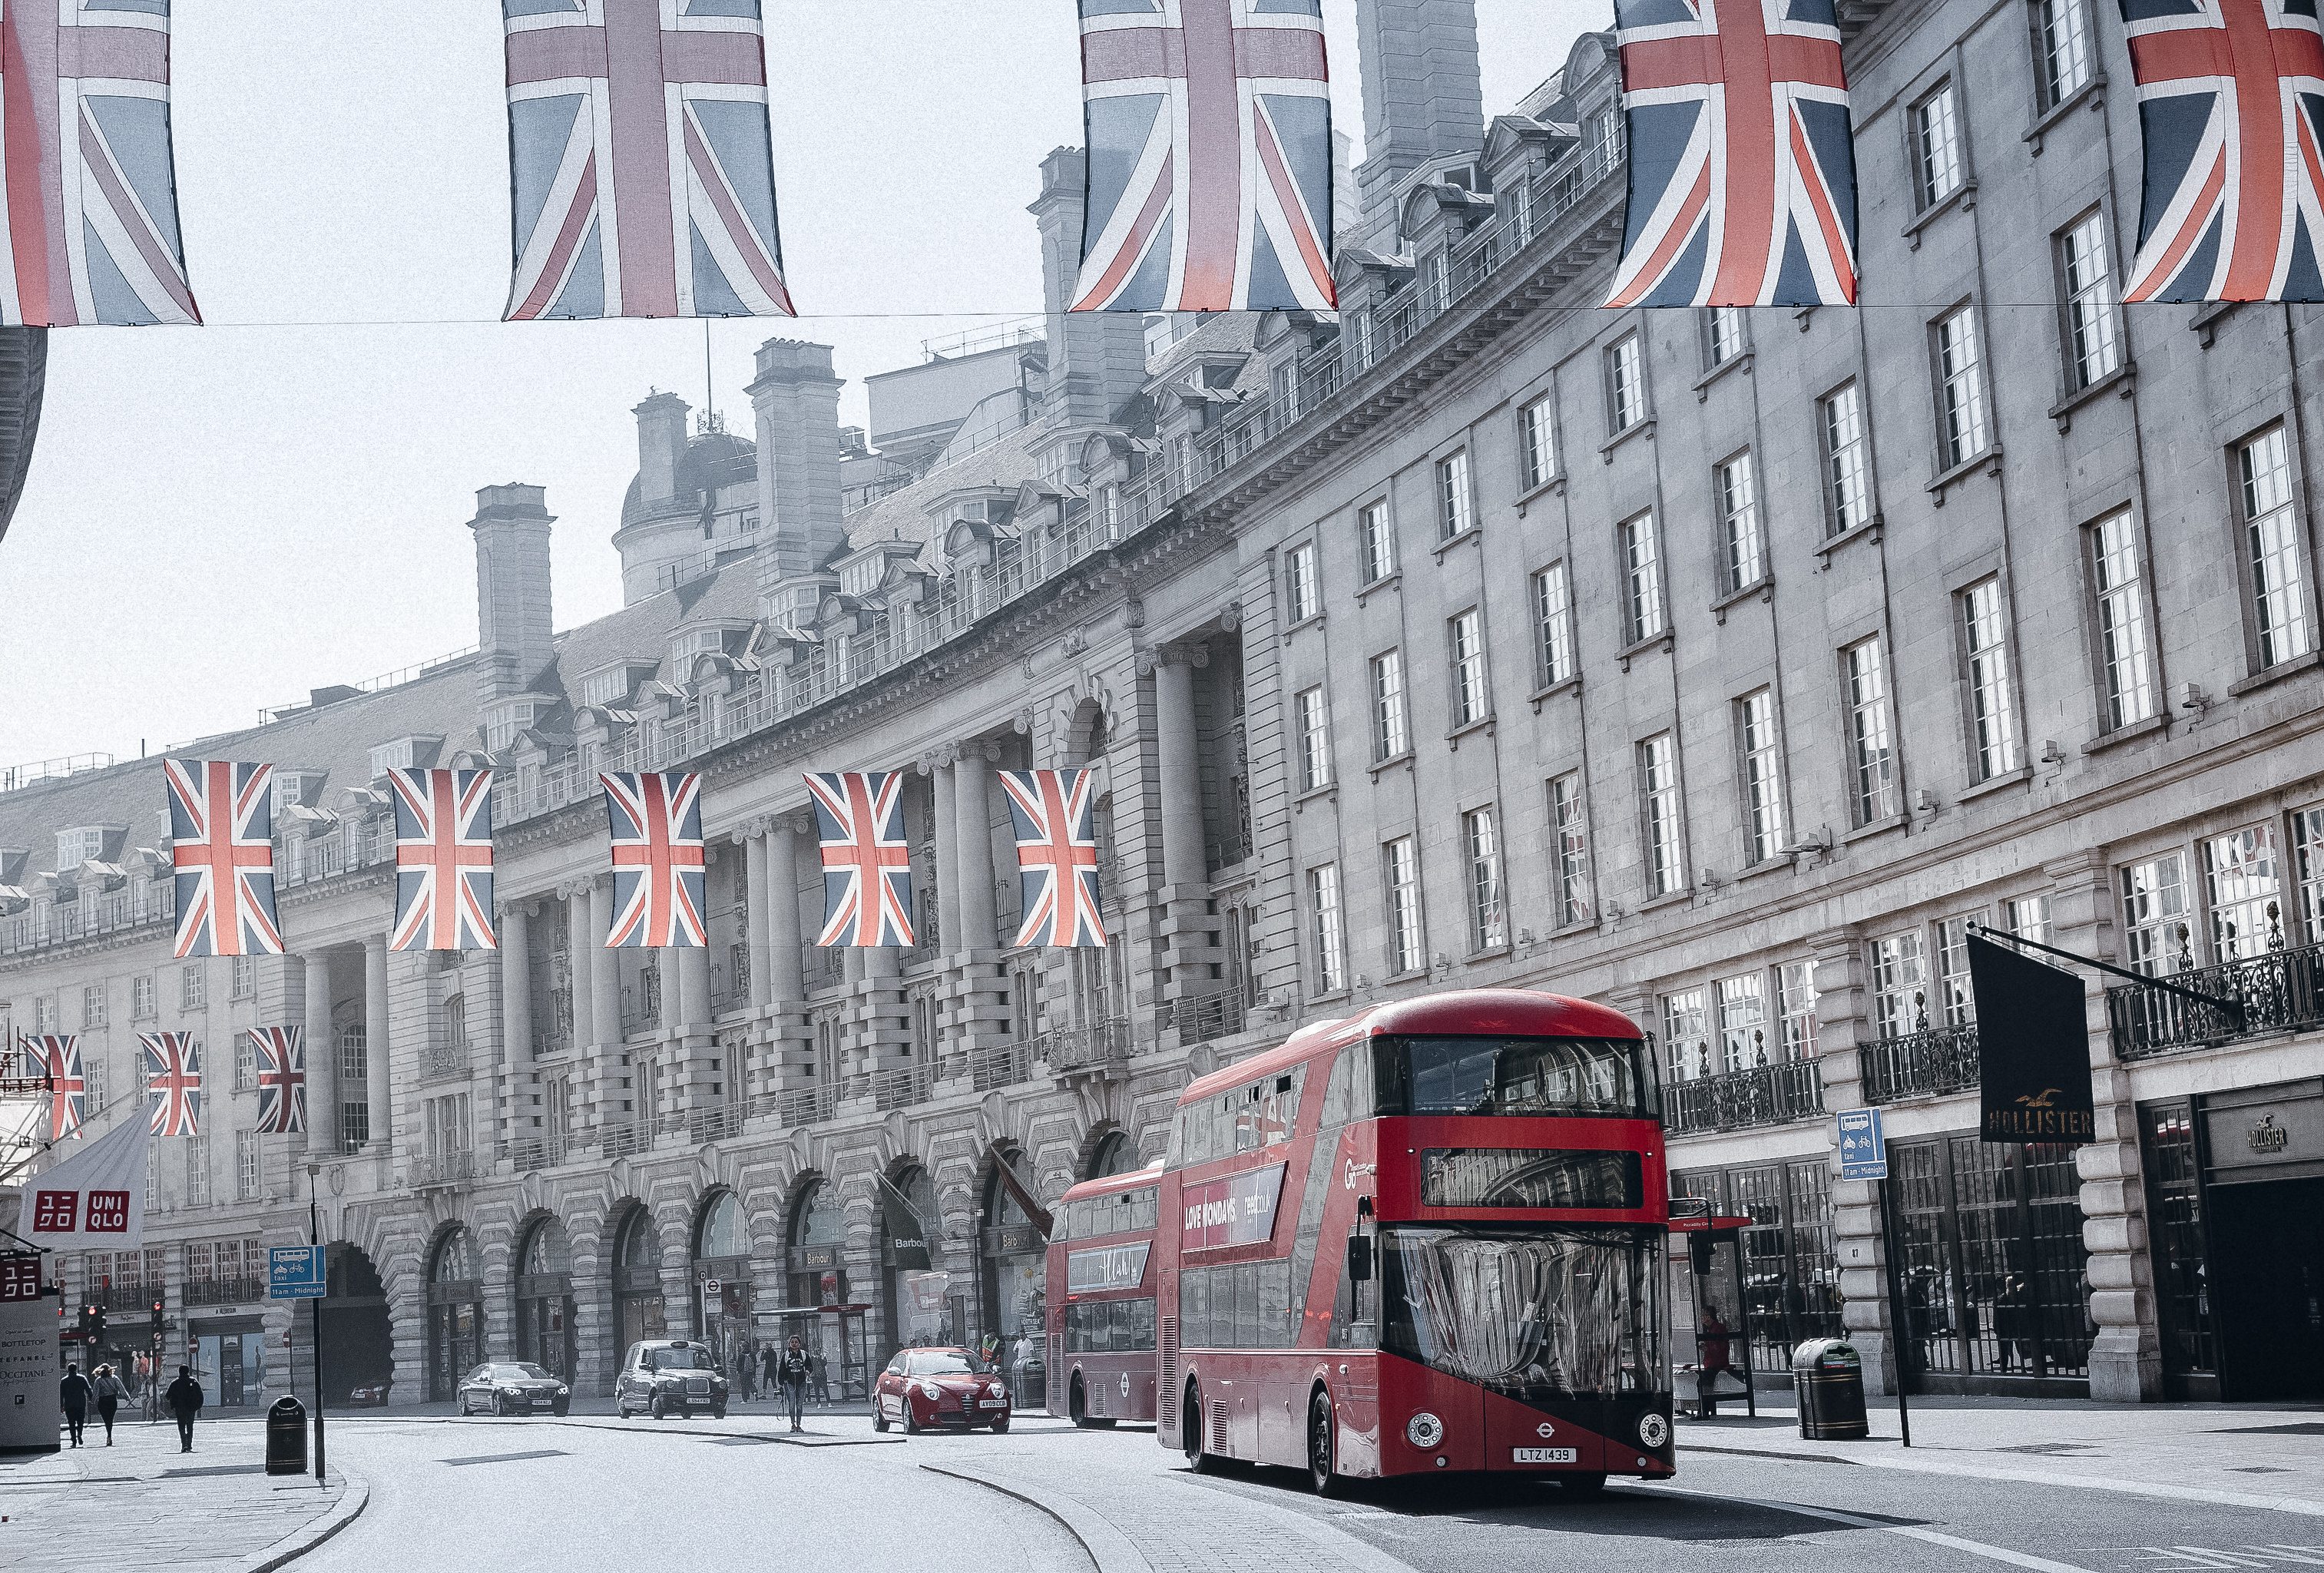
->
[933, 760, 960, 955]
[363, 936, 391, 1149]
[1808, 923, 1894, 1393]
[565, 886, 595, 1050]
[501, 902, 532, 1067]
[768, 821, 806, 1002]
[677, 942, 711, 1031]
[303, 952, 336, 1154]
[744, 831, 773, 1009]
[589, 878, 622, 1047]
[953, 747, 998, 952]
[1151, 651, 1206, 891]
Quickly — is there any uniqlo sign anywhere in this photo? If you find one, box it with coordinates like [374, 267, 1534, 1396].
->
[31, 1192, 75, 1233]
[85, 1192, 129, 1234]
[0, 1258, 40, 1302]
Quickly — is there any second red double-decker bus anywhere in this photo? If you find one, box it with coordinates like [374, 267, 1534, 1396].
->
[1044, 1166, 1164, 1427]
[1154, 989, 1673, 1493]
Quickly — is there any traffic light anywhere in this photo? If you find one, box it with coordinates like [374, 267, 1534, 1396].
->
[151, 1298, 164, 1336]
[88, 1307, 105, 1347]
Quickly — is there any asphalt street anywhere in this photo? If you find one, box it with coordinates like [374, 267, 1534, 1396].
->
[276, 1407, 2324, 1573]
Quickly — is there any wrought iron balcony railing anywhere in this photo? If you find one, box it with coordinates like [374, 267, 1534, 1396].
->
[1859, 1025, 1981, 1104]
[1158, 989, 1247, 1046]
[181, 1277, 267, 1308]
[2108, 938, 2324, 1059]
[409, 1151, 476, 1187]
[972, 1041, 1034, 1094]
[1039, 1018, 1134, 1075]
[1662, 1058, 1825, 1135]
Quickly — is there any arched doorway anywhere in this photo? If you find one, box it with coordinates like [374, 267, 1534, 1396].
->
[1086, 1131, 1137, 1180]
[879, 1164, 949, 1357]
[785, 1180, 856, 1402]
[611, 1207, 665, 1355]
[307, 1243, 393, 1408]
[692, 1191, 751, 1368]
[513, 1216, 577, 1383]
[426, 1227, 485, 1401]
[980, 1149, 1046, 1404]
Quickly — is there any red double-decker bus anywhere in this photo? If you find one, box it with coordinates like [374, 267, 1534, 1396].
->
[1044, 1166, 1163, 1426]
[1154, 989, 1673, 1493]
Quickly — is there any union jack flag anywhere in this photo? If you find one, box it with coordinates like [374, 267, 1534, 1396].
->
[139, 1032, 200, 1138]
[1607, 0, 1859, 308]
[390, 769, 498, 953]
[249, 1027, 305, 1137]
[806, 772, 914, 948]
[999, 770, 1107, 949]
[2120, 0, 2324, 301]
[503, 0, 795, 320]
[166, 760, 282, 959]
[601, 772, 707, 948]
[0, 1, 199, 326]
[22, 1035, 84, 1141]
[1073, 0, 1336, 313]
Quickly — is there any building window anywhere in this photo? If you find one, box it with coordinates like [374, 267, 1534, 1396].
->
[2034, 0, 2092, 106]
[180, 964, 207, 1011]
[2205, 825, 2283, 959]
[1845, 635, 1900, 824]
[1717, 450, 1764, 593]
[1717, 972, 1769, 1071]
[2089, 511, 2156, 730]
[1533, 563, 1574, 688]
[31, 995, 54, 1033]
[1821, 382, 1872, 536]
[2121, 853, 2192, 975]
[131, 975, 154, 1020]
[1737, 688, 1786, 866]
[1935, 306, 1989, 468]
[1869, 929, 1928, 1038]
[1385, 836, 1424, 977]
[1463, 806, 1506, 951]
[84, 1056, 108, 1114]
[1707, 306, 1746, 368]
[1519, 396, 1557, 489]
[1309, 865, 1346, 995]
[1779, 962, 1819, 1059]
[2240, 425, 2314, 670]
[1370, 650, 1409, 760]
[1621, 513, 1665, 645]
[2005, 893, 2054, 946]
[1551, 773, 1594, 927]
[2295, 806, 2324, 945]
[1359, 500, 1395, 584]
[234, 1033, 257, 1092]
[1935, 911, 1986, 1026]
[230, 955, 256, 1000]
[185, 1135, 211, 1204]
[237, 1132, 261, 1200]
[1283, 541, 1319, 624]
[1608, 333, 1645, 433]
[81, 984, 107, 1031]
[1640, 733, 1683, 899]
[1961, 578, 2021, 780]
[1449, 610, 1488, 727]
[1664, 989, 1710, 1081]
[2059, 210, 2120, 390]
[1295, 686, 1332, 793]
[1437, 450, 1473, 541]
[1915, 83, 1965, 206]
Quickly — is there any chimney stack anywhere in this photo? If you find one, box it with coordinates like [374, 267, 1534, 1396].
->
[1029, 147, 1148, 428]
[1353, 0, 1486, 250]
[469, 484, 556, 705]
[634, 392, 691, 508]
[750, 339, 846, 613]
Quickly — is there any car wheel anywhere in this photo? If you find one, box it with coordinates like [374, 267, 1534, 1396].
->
[989, 1416, 1010, 1435]
[650, 1393, 668, 1421]
[872, 1400, 889, 1434]
[1309, 1389, 1346, 1498]
[712, 1406, 727, 1420]
[1184, 1380, 1220, 1474]
[903, 1404, 922, 1436]
[498, 1394, 515, 1418]
[553, 1403, 569, 1418]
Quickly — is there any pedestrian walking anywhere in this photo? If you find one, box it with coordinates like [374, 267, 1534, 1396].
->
[775, 1336, 810, 1433]
[760, 1343, 778, 1400]
[734, 1343, 756, 1401]
[92, 1364, 128, 1446]
[59, 1363, 91, 1448]
[165, 1365, 204, 1452]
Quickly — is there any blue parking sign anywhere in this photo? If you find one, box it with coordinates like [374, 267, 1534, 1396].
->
[1837, 1108, 1889, 1181]
[269, 1245, 326, 1300]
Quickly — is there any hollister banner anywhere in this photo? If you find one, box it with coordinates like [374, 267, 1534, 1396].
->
[1968, 932, 2096, 1144]
[877, 1175, 931, 1272]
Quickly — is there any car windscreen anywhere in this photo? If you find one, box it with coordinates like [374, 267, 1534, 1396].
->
[1376, 1035, 1654, 1120]
[647, 1348, 715, 1371]
[488, 1365, 555, 1381]
[905, 1352, 986, 1376]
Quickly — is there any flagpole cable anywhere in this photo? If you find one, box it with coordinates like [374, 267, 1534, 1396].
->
[1965, 922, 2247, 1021]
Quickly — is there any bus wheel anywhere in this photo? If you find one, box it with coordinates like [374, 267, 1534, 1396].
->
[1560, 1472, 1608, 1498]
[1070, 1378, 1091, 1429]
[1309, 1390, 1346, 1498]
[1184, 1381, 1220, 1473]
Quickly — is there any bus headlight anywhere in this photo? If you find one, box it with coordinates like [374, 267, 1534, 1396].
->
[1406, 1412, 1445, 1449]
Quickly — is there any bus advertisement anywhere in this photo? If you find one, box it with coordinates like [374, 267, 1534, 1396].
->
[1154, 989, 1673, 1494]
[1044, 1167, 1163, 1427]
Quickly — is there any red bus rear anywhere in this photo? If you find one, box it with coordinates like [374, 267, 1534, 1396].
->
[1155, 989, 1673, 1490]
[1044, 1165, 1164, 1426]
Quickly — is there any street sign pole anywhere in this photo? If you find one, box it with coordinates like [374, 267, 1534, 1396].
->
[309, 1167, 326, 1486]
[266, 1187, 329, 1488]
[1836, 1108, 1909, 1447]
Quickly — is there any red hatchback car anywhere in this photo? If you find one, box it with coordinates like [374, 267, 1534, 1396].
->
[873, 1347, 1012, 1434]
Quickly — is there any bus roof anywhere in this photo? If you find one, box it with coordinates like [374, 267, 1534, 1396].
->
[1058, 1162, 1164, 1204]
[1177, 989, 1642, 1108]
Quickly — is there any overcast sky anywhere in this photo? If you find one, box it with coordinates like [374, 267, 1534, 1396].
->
[0, 0, 1595, 768]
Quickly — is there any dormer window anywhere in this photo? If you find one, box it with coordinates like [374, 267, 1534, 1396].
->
[55, 827, 108, 869]
[481, 703, 545, 755]
[582, 669, 631, 709]
[670, 628, 726, 664]
[273, 772, 323, 818]
[1439, 163, 1478, 190]
[369, 737, 444, 779]
[839, 558, 882, 598]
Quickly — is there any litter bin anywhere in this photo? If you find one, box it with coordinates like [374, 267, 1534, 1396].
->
[1792, 1339, 1868, 1441]
[266, 1396, 309, 1476]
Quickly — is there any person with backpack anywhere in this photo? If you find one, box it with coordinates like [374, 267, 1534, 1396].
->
[91, 1364, 129, 1446]
[774, 1336, 811, 1433]
[165, 1365, 204, 1452]
[58, 1363, 91, 1448]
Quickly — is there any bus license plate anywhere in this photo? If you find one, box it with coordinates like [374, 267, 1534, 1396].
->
[1512, 1447, 1578, 1464]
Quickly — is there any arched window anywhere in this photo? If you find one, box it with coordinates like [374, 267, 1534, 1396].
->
[697, 1192, 745, 1260]
[613, 1207, 667, 1352]
[693, 1191, 750, 1358]
[979, 1152, 1045, 1398]
[426, 1227, 483, 1402]
[1087, 1131, 1135, 1180]
[514, 1217, 576, 1380]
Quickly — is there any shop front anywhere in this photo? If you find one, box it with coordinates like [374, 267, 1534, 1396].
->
[692, 1191, 753, 1371]
[2140, 1077, 2324, 1401]
[612, 1207, 666, 1354]
[191, 1316, 266, 1408]
[979, 1152, 1046, 1407]
[514, 1217, 578, 1383]
[879, 1166, 945, 1360]
[785, 1180, 862, 1399]
[426, 1228, 486, 1402]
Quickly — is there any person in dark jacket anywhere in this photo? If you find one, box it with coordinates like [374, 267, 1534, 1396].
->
[760, 1344, 779, 1397]
[58, 1363, 91, 1448]
[165, 1365, 204, 1452]
[774, 1336, 811, 1433]
[91, 1364, 128, 1446]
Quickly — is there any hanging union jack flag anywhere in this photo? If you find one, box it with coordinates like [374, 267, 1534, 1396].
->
[2120, 0, 2324, 301]
[999, 770, 1107, 949]
[601, 772, 707, 948]
[1606, 0, 1859, 308]
[806, 772, 915, 948]
[139, 1032, 200, 1138]
[0, 1, 200, 326]
[166, 760, 283, 959]
[503, 0, 795, 320]
[390, 768, 498, 953]
[249, 1027, 306, 1137]
[1073, 0, 1336, 313]
[24, 1035, 85, 1141]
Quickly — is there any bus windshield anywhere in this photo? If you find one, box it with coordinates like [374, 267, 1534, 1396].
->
[1381, 1226, 1668, 1400]
[1376, 1035, 1653, 1120]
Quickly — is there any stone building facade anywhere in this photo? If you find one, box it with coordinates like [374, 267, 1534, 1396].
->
[5, 0, 2322, 1409]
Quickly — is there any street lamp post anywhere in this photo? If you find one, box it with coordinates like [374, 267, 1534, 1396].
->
[307, 1161, 326, 1485]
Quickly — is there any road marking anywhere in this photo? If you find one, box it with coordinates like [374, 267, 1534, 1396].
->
[441, 1449, 568, 1466]
[1640, 1482, 2097, 1573]
[1677, 1444, 2324, 1517]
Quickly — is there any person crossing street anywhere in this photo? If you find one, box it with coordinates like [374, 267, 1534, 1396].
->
[58, 1363, 91, 1448]
[775, 1336, 810, 1433]
[165, 1365, 204, 1452]
[91, 1364, 127, 1446]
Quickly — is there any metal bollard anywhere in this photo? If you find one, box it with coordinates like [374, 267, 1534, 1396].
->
[266, 1396, 309, 1477]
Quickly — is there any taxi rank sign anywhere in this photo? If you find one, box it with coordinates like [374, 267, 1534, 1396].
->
[1967, 932, 2094, 1144]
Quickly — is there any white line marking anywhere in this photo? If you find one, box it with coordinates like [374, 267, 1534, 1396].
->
[1642, 1482, 2098, 1573]
[1680, 1445, 2324, 1517]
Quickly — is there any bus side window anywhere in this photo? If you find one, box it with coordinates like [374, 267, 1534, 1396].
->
[1320, 1041, 1369, 1129]
[1330, 1228, 1379, 1349]
[1130, 1187, 1157, 1233]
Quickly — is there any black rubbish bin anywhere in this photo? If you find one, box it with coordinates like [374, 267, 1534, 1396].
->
[266, 1396, 309, 1476]
[1792, 1339, 1868, 1441]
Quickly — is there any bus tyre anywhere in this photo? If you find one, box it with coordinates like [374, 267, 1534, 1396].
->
[1560, 1472, 1608, 1497]
[1184, 1382, 1220, 1474]
[1070, 1378, 1092, 1429]
[1308, 1390, 1346, 1498]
